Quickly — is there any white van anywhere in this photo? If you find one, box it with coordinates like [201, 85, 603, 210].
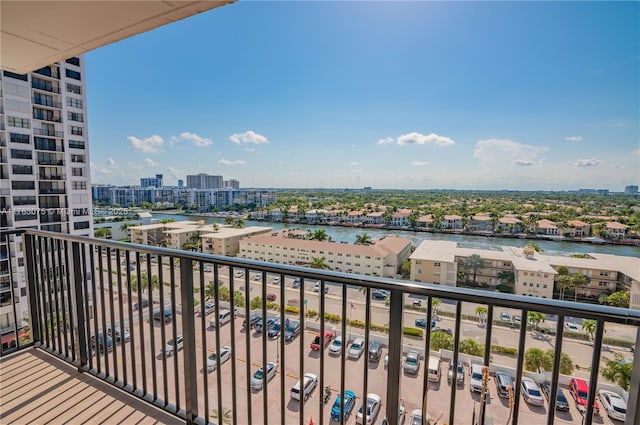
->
[209, 309, 232, 328]
[428, 356, 441, 382]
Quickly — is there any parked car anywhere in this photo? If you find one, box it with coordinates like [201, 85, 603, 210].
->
[206, 346, 231, 372]
[494, 371, 514, 398]
[290, 372, 318, 402]
[348, 338, 365, 360]
[91, 333, 113, 353]
[540, 381, 569, 411]
[266, 293, 276, 302]
[329, 336, 342, 356]
[565, 322, 579, 331]
[284, 320, 301, 341]
[415, 318, 427, 328]
[203, 264, 213, 272]
[253, 273, 262, 281]
[254, 317, 276, 333]
[431, 327, 452, 335]
[521, 377, 544, 406]
[133, 298, 149, 310]
[330, 390, 356, 421]
[569, 377, 599, 415]
[469, 364, 484, 393]
[408, 409, 430, 425]
[234, 269, 244, 277]
[598, 389, 627, 422]
[310, 330, 333, 350]
[267, 321, 282, 338]
[292, 278, 301, 289]
[209, 309, 232, 328]
[356, 393, 381, 425]
[447, 359, 464, 385]
[243, 314, 262, 329]
[403, 350, 420, 375]
[199, 301, 215, 317]
[368, 341, 382, 362]
[371, 290, 388, 301]
[272, 276, 280, 284]
[153, 308, 172, 323]
[163, 335, 184, 357]
[500, 312, 511, 322]
[106, 326, 130, 343]
[250, 362, 277, 391]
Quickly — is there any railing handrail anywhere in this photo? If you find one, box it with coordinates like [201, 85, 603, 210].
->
[21, 229, 640, 326]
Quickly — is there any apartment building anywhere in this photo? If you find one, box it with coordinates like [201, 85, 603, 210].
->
[606, 221, 629, 239]
[186, 173, 223, 189]
[467, 214, 494, 232]
[1, 58, 93, 344]
[566, 220, 591, 237]
[130, 221, 200, 246]
[200, 226, 272, 257]
[239, 232, 412, 278]
[534, 219, 559, 235]
[140, 174, 163, 188]
[409, 240, 640, 306]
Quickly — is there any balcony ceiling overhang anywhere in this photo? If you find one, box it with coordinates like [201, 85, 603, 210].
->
[0, 0, 234, 74]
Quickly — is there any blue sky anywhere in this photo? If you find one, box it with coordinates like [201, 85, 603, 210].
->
[87, 1, 639, 191]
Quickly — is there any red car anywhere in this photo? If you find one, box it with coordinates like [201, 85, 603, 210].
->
[569, 378, 599, 415]
[266, 293, 276, 301]
[310, 330, 333, 350]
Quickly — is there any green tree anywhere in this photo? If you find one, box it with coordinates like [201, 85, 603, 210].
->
[581, 319, 596, 340]
[544, 350, 574, 375]
[400, 260, 411, 279]
[232, 218, 246, 229]
[524, 348, 551, 373]
[527, 242, 542, 252]
[430, 331, 453, 351]
[601, 354, 632, 391]
[570, 273, 590, 301]
[212, 407, 233, 423]
[463, 254, 485, 286]
[602, 291, 630, 308]
[204, 282, 217, 301]
[459, 338, 483, 356]
[160, 218, 176, 224]
[212, 223, 220, 233]
[497, 271, 515, 289]
[355, 233, 372, 245]
[556, 274, 573, 301]
[309, 257, 330, 270]
[431, 298, 441, 315]
[224, 217, 234, 225]
[527, 311, 546, 331]
[475, 306, 488, 324]
[94, 227, 112, 239]
[218, 286, 231, 302]
[233, 290, 245, 307]
[250, 296, 262, 310]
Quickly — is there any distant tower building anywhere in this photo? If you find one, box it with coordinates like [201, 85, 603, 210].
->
[224, 179, 240, 189]
[140, 173, 163, 188]
[177, 179, 184, 188]
[186, 173, 223, 189]
[625, 185, 639, 195]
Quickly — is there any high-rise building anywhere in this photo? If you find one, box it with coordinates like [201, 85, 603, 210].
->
[224, 178, 240, 189]
[0, 56, 93, 333]
[625, 185, 639, 195]
[177, 179, 184, 188]
[186, 173, 223, 189]
[140, 173, 163, 188]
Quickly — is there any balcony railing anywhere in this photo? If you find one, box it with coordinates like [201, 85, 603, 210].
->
[33, 128, 64, 138]
[32, 97, 63, 109]
[1, 229, 638, 425]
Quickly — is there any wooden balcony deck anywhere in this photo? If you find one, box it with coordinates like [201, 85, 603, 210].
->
[0, 348, 183, 425]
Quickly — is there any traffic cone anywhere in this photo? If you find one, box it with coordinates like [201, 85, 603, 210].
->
[309, 417, 314, 425]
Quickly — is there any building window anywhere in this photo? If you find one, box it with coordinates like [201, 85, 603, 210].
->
[8, 117, 30, 129]
[72, 181, 86, 190]
[67, 112, 84, 122]
[65, 69, 81, 80]
[3, 70, 28, 81]
[598, 281, 608, 287]
[67, 97, 83, 108]
[66, 57, 80, 66]
[71, 154, 85, 163]
[13, 196, 36, 205]
[70, 126, 83, 136]
[11, 181, 35, 190]
[10, 149, 32, 160]
[74, 221, 90, 230]
[71, 167, 83, 177]
[12, 165, 32, 175]
[543, 285, 547, 288]
[599, 272, 609, 277]
[434, 262, 441, 267]
[68, 140, 85, 149]
[66, 83, 81, 94]
[10, 133, 30, 144]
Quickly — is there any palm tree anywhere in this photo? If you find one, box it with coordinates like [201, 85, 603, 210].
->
[527, 311, 546, 331]
[204, 282, 216, 301]
[430, 331, 453, 351]
[475, 306, 488, 324]
[160, 218, 176, 224]
[94, 227, 112, 239]
[601, 354, 632, 391]
[581, 319, 596, 340]
[431, 298, 441, 316]
[212, 223, 220, 233]
[497, 271, 515, 291]
[459, 339, 483, 357]
[212, 407, 233, 423]
[311, 229, 330, 241]
[232, 218, 246, 229]
[355, 233, 372, 245]
[556, 274, 573, 300]
[571, 273, 590, 301]
[524, 348, 551, 373]
[546, 350, 574, 375]
[463, 254, 485, 286]
[309, 257, 330, 270]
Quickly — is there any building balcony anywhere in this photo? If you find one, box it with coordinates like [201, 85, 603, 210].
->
[32, 97, 63, 109]
[33, 128, 64, 138]
[0, 229, 638, 425]
[31, 80, 60, 94]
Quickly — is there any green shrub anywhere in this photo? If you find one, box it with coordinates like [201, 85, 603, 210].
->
[285, 306, 299, 314]
[306, 309, 318, 318]
[324, 313, 341, 323]
[349, 319, 365, 328]
[403, 304, 427, 313]
[402, 327, 424, 338]
[563, 330, 589, 340]
[491, 345, 518, 356]
[250, 296, 262, 310]
[266, 301, 278, 310]
[370, 323, 389, 333]
[603, 337, 634, 348]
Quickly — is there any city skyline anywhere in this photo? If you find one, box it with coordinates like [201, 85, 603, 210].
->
[87, 1, 639, 191]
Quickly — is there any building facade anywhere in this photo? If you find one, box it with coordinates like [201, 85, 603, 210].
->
[0, 57, 93, 346]
[140, 174, 163, 188]
[187, 173, 223, 189]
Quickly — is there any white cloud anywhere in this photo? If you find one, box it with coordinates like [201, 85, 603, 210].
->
[571, 158, 601, 167]
[106, 157, 117, 167]
[411, 161, 429, 166]
[218, 159, 247, 165]
[397, 132, 455, 146]
[128, 135, 163, 153]
[179, 132, 213, 147]
[244, 147, 256, 152]
[565, 136, 583, 142]
[377, 137, 394, 145]
[349, 162, 359, 166]
[229, 130, 269, 144]
[474, 139, 548, 162]
[144, 158, 159, 167]
[91, 157, 118, 175]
